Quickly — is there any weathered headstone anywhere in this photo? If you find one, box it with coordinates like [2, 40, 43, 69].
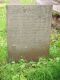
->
[7, 5, 52, 61]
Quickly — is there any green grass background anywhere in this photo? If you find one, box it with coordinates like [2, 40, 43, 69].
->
[20, 0, 36, 4]
[0, 5, 7, 64]
[3, 0, 36, 4]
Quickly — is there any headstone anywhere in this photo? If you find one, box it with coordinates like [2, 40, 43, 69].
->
[7, 5, 52, 61]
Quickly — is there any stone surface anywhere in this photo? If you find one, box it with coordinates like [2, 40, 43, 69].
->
[7, 5, 52, 61]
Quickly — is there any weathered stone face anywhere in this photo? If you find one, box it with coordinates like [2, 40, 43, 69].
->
[7, 5, 52, 61]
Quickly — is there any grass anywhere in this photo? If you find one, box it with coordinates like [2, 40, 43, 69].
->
[0, 4, 7, 64]
[1, 0, 36, 4]
[50, 30, 60, 57]
[0, 4, 60, 80]
[20, 0, 36, 5]
[0, 58, 60, 80]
